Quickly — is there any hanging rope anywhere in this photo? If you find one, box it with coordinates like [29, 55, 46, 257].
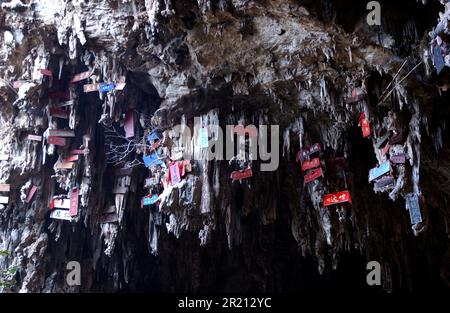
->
[378, 58, 409, 101]
[378, 61, 423, 106]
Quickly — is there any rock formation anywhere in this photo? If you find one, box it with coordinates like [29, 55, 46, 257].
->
[0, 0, 449, 293]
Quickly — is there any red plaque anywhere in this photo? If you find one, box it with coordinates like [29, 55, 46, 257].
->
[48, 136, 66, 146]
[360, 113, 371, 138]
[63, 155, 79, 162]
[323, 190, 352, 206]
[25, 185, 37, 203]
[70, 149, 85, 155]
[301, 158, 320, 172]
[0, 184, 10, 192]
[230, 168, 253, 180]
[70, 70, 92, 83]
[40, 69, 53, 77]
[149, 140, 161, 153]
[49, 107, 69, 119]
[69, 188, 79, 217]
[303, 167, 323, 185]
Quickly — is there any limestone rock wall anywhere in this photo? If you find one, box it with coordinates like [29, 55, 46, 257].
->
[0, 0, 448, 292]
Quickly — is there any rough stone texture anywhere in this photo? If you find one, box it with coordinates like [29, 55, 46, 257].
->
[0, 0, 449, 292]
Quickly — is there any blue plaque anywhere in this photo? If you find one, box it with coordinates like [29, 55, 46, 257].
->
[143, 195, 159, 206]
[147, 132, 161, 143]
[99, 83, 116, 93]
[143, 152, 163, 168]
[433, 45, 445, 75]
[406, 193, 422, 225]
[369, 161, 390, 182]
[199, 128, 209, 148]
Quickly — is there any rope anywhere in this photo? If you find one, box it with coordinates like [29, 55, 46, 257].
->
[378, 61, 423, 105]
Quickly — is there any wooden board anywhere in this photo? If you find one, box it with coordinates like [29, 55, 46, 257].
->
[345, 89, 366, 104]
[63, 155, 79, 162]
[112, 186, 128, 194]
[28, 134, 42, 142]
[183, 160, 192, 173]
[70, 70, 92, 83]
[149, 140, 161, 153]
[102, 205, 116, 214]
[296, 143, 322, 163]
[301, 158, 320, 172]
[50, 209, 72, 221]
[12, 81, 26, 89]
[389, 132, 404, 145]
[69, 188, 79, 217]
[376, 134, 389, 149]
[391, 154, 406, 164]
[48, 129, 75, 137]
[381, 144, 390, 157]
[0, 196, 8, 204]
[70, 149, 85, 155]
[323, 191, 352, 206]
[52, 198, 71, 209]
[0, 184, 11, 192]
[57, 100, 75, 107]
[171, 151, 183, 161]
[145, 177, 158, 188]
[99, 213, 119, 224]
[49, 107, 69, 119]
[48, 136, 66, 147]
[55, 161, 74, 170]
[40, 69, 53, 77]
[24, 185, 37, 203]
[375, 176, 395, 189]
[83, 83, 100, 93]
[113, 167, 133, 176]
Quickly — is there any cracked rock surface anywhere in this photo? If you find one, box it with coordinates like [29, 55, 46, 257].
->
[0, 0, 449, 292]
